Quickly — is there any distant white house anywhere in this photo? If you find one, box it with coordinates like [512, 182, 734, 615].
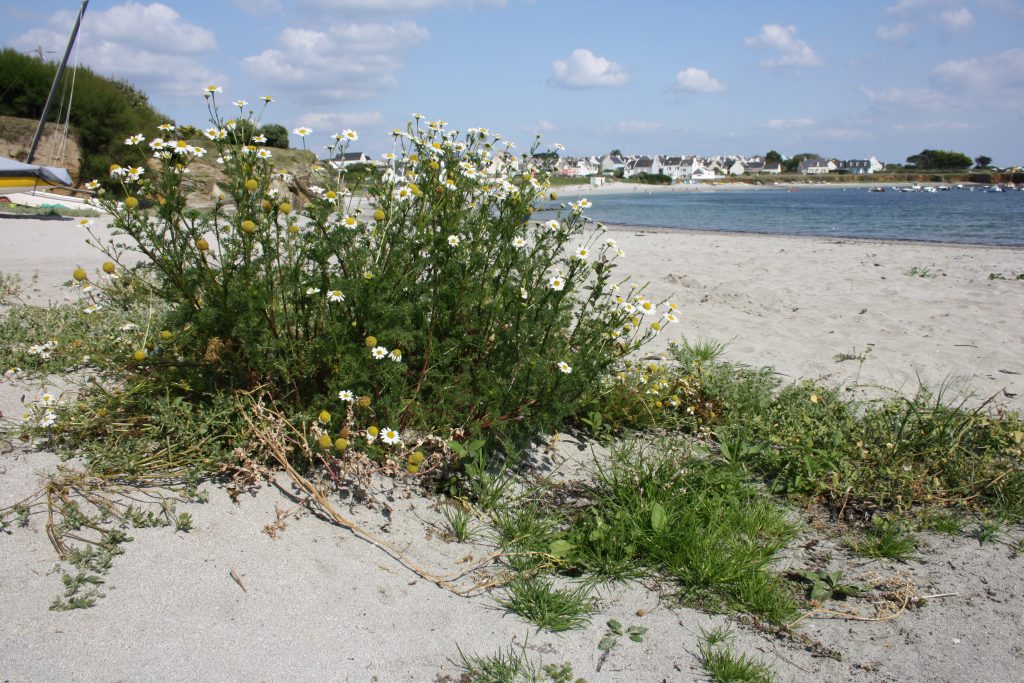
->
[836, 156, 883, 174]
[624, 156, 660, 178]
[330, 151, 372, 168]
[797, 158, 835, 174]
[599, 154, 625, 175]
[690, 166, 717, 181]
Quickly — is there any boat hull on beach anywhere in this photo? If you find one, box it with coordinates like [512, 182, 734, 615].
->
[0, 156, 74, 197]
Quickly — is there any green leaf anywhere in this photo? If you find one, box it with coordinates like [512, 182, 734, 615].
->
[606, 619, 623, 634]
[627, 626, 647, 636]
[548, 539, 574, 559]
[810, 583, 830, 602]
[629, 633, 644, 643]
[650, 502, 667, 533]
[598, 636, 617, 652]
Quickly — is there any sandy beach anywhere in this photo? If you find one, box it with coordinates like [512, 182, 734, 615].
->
[2, 212, 1023, 681]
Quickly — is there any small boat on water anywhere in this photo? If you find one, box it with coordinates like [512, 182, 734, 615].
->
[0, 156, 73, 197]
[869, 187, 885, 192]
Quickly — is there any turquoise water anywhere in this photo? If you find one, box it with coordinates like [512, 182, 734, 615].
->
[579, 187, 1024, 246]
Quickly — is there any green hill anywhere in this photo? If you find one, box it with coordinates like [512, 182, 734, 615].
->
[0, 47, 166, 184]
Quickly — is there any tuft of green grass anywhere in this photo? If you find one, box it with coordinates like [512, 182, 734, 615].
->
[497, 577, 593, 632]
[915, 509, 965, 535]
[848, 517, 917, 561]
[456, 640, 538, 683]
[697, 624, 775, 683]
[559, 439, 800, 624]
[492, 503, 562, 573]
[973, 519, 1003, 546]
[441, 504, 478, 543]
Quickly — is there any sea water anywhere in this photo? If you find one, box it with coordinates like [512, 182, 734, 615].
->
[577, 187, 1024, 246]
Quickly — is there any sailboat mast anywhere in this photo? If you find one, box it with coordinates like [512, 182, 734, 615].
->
[26, 0, 89, 164]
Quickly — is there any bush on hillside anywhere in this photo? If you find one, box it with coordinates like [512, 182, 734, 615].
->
[259, 123, 289, 149]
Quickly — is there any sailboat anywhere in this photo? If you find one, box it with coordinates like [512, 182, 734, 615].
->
[2, 1, 93, 209]
[0, 157, 74, 197]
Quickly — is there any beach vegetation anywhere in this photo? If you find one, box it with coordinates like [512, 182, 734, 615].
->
[497, 577, 594, 632]
[905, 149, 972, 170]
[697, 624, 775, 683]
[846, 517, 917, 561]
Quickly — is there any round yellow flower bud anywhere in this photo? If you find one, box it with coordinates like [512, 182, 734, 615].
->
[196, 238, 210, 251]
[97, 408, 108, 418]
[124, 196, 139, 209]
[241, 220, 256, 233]
[102, 261, 116, 274]
[326, 191, 337, 200]
[244, 179, 259, 191]
[364, 336, 377, 348]
[261, 199, 272, 212]
[109, 164, 121, 174]
[133, 349, 147, 362]
[651, 321, 662, 331]
[318, 434, 332, 449]
[319, 410, 331, 424]
[549, 192, 558, 200]
[358, 396, 371, 408]
[288, 224, 299, 234]
[72, 268, 88, 282]
[279, 202, 292, 214]
[367, 426, 379, 437]
[334, 437, 349, 452]
[373, 209, 385, 222]
[160, 330, 172, 340]
[406, 463, 420, 474]
[429, 161, 440, 171]
[408, 451, 425, 466]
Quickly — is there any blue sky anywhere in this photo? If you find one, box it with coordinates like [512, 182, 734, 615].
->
[3, 0, 1023, 165]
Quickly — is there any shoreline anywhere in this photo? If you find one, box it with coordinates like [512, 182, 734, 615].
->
[599, 221, 1024, 251]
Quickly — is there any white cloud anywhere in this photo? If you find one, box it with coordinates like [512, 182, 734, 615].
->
[765, 118, 816, 130]
[936, 7, 975, 32]
[11, 2, 221, 101]
[241, 21, 430, 102]
[532, 120, 557, 132]
[744, 24, 822, 67]
[860, 85, 946, 108]
[820, 128, 871, 141]
[549, 49, 630, 88]
[876, 22, 914, 42]
[892, 121, 975, 131]
[931, 48, 1024, 93]
[296, 111, 384, 130]
[671, 67, 725, 93]
[885, 0, 952, 14]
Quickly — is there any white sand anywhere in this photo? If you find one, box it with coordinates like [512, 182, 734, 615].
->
[2, 212, 1023, 681]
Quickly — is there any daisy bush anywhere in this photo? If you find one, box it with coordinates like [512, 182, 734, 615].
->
[79, 92, 660, 460]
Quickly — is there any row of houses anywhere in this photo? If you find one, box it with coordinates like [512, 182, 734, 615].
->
[554, 154, 884, 180]
[331, 150, 885, 180]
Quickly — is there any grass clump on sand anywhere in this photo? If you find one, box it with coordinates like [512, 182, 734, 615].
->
[583, 339, 1024, 524]
[697, 624, 775, 683]
[556, 440, 801, 625]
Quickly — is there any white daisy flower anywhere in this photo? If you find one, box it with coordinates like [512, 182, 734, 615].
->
[327, 290, 345, 303]
[380, 427, 401, 445]
[448, 235, 461, 247]
[557, 361, 572, 374]
[371, 346, 388, 360]
[548, 276, 565, 291]
[293, 126, 313, 137]
[513, 237, 527, 248]
[338, 390, 354, 402]
[40, 410, 57, 428]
